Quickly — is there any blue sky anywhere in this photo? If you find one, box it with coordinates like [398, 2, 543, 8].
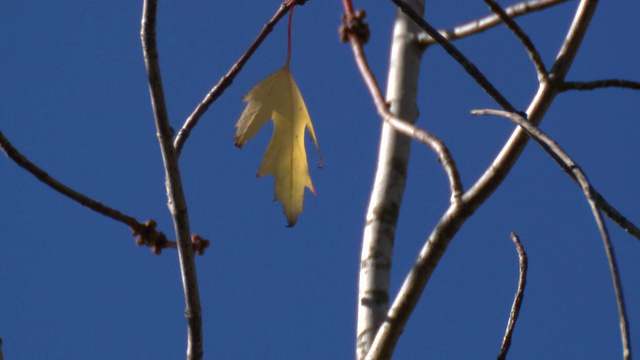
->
[1, 1, 638, 359]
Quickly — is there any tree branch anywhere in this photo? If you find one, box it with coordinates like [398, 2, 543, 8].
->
[560, 79, 640, 92]
[390, 0, 518, 113]
[340, 4, 461, 358]
[141, 1, 203, 359]
[472, 108, 632, 359]
[0, 130, 173, 253]
[482, 0, 548, 80]
[418, 0, 570, 46]
[366, 1, 600, 358]
[341, 12, 463, 201]
[173, 0, 298, 157]
[497, 232, 528, 360]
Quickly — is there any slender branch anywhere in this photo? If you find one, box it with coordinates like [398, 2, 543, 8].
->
[367, 2, 600, 358]
[482, 0, 548, 80]
[472, 108, 632, 359]
[0, 132, 140, 229]
[141, 1, 203, 359]
[173, 0, 298, 157]
[419, 0, 570, 46]
[498, 232, 528, 360]
[345, 2, 427, 359]
[391, 0, 518, 113]
[473, 109, 640, 241]
[560, 79, 640, 92]
[341, 11, 463, 202]
[0, 130, 174, 252]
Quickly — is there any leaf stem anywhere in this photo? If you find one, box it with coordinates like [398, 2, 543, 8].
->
[286, 6, 294, 67]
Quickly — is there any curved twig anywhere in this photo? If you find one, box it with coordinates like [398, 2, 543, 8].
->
[141, 1, 203, 359]
[174, 0, 298, 157]
[483, 0, 548, 80]
[498, 232, 528, 360]
[418, 0, 570, 46]
[0, 130, 173, 252]
[341, 10, 463, 202]
[0, 131, 140, 229]
[472, 109, 640, 241]
[472, 108, 632, 359]
[560, 79, 640, 92]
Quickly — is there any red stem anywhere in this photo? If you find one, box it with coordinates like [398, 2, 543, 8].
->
[286, 6, 294, 67]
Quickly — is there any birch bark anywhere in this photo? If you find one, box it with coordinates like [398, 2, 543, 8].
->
[356, 1, 426, 358]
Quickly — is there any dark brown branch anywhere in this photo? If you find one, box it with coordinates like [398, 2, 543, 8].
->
[340, 10, 464, 202]
[173, 0, 298, 157]
[390, 0, 518, 113]
[559, 79, 640, 92]
[472, 109, 633, 359]
[498, 232, 528, 360]
[483, 0, 548, 80]
[0, 130, 173, 253]
[419, 0, 570, 46]
[141, 1, 203, 359]
[0, 131, 139, 229]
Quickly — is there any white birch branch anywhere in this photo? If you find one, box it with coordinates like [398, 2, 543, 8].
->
[356, 1, 426, 359]
[365, 1, 600, 358]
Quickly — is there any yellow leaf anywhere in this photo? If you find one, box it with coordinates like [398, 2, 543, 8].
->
[235, 66, 321, 227]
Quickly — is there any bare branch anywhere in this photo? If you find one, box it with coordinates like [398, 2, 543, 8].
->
[419, 0, 570, 45]
[0, 130, 174, 253]
[390, 0, 519, 113]
[173, 0, 297, 157]
[498, 232, 528, 360]
[341, 10, 463, 202]
[140, 1, 203, 359]
[346, 3, 425, 358]
[366, 2, 600, 358]
[472, 108, 633, 359]
[482, 0, 548, 80]
[0, 131, 140, 229]
[473, 109, 640, 241]
[560, 79, 640, 92]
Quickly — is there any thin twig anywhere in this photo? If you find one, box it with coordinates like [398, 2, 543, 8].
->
[0, 130, 174, 252]
[498, 232, 528, 360]
[173, 0, 298, 157]
[560, 79, 640, 92]
[472, 108, 632, 359]
[0, 131, 140, 229]
[482, 0, 548, 80]
[141, 1, 203, 359]
[419, 0, 570, 46]
[391, 0, 518, 113]
[341, 10, 464, 202]
[472, 109, 640, 241]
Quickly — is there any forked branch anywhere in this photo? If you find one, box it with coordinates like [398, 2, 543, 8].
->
[174, 0, 301, 156]
[418, 0, 570, 46]
[363, 1, 601, 358]
[340, 8, 463, 201]
[141, 0, 203, 358]
[472, 108, 633, 359]
[482, 0, 548, 80]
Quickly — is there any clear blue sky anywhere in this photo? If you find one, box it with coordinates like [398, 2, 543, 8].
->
[1, 1, 638, 359]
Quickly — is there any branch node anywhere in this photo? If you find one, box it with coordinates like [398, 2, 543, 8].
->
[340, 9, 370, 44]
[192, 233, 211, 256]
[133, 219, 171, 255]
